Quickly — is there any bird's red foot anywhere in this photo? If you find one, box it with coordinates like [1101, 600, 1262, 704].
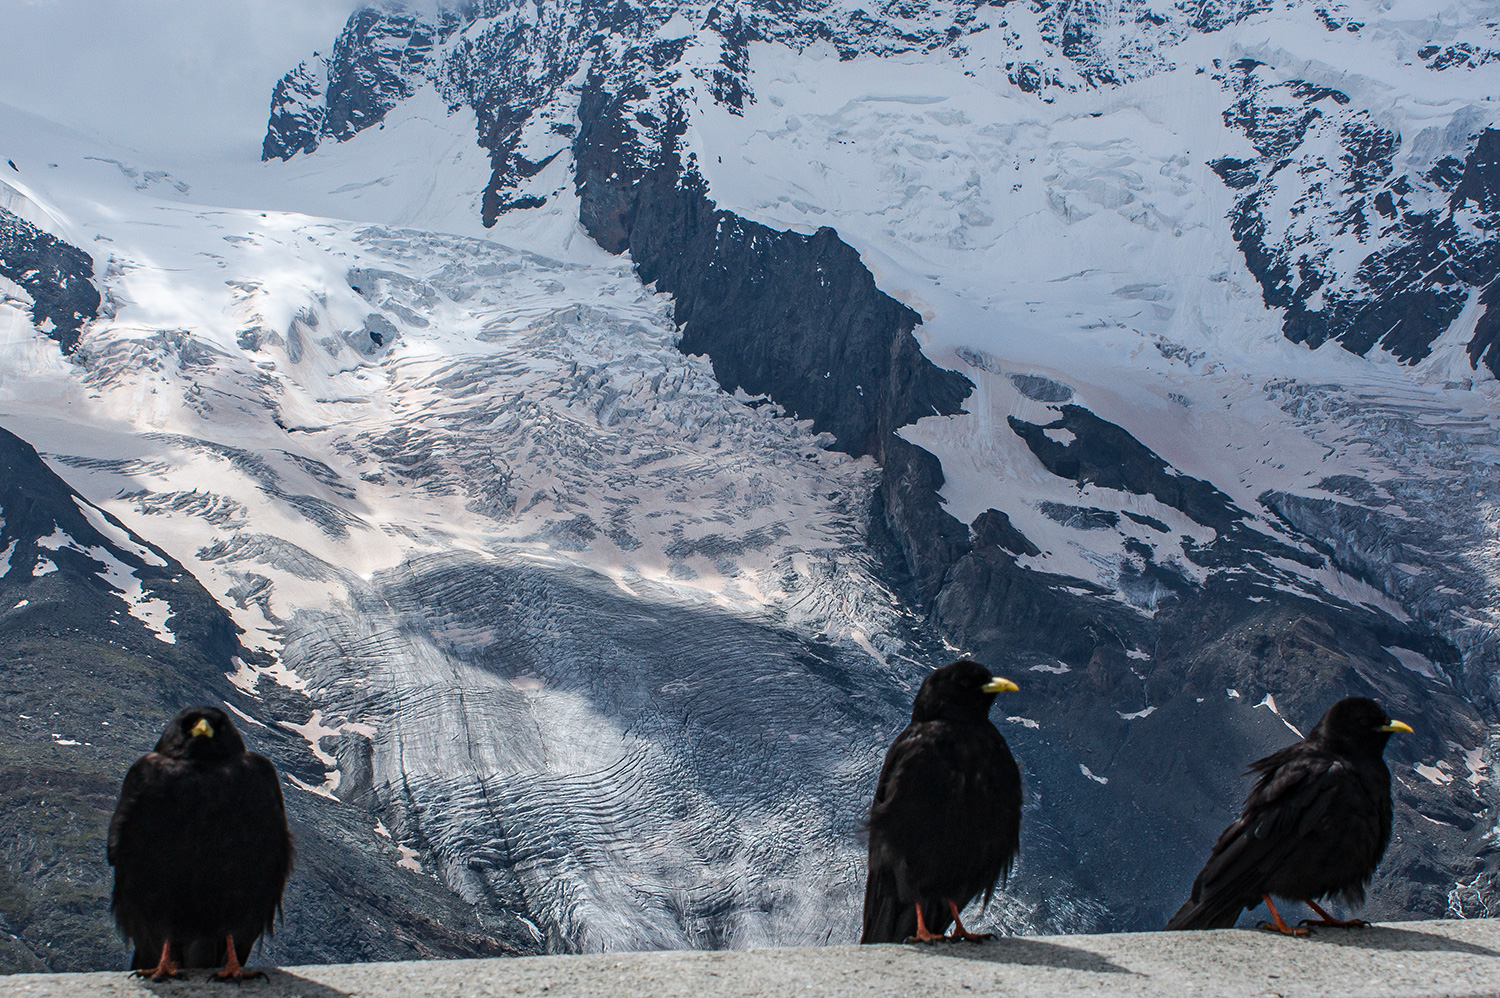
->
[133, 940, 180, 981]
[904, 903, 950, 944]
[1256, 895, 1310, 936]
[946, 928, 995, 943]
[945, 900, 994, 943]
[1298, 900, 1369, 929]
[211, 936, 266, 982]
[1255, 920, 1310, 937]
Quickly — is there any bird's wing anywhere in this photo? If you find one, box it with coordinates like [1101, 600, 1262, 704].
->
[861, 726, 951, 943]
[1171, 752, 1345, 928]
[860, 854, 911, 944]
[868, 725, 959, 842]
[107, 754, 164, 866]
[862, 728, 919, 939]
[243, 753, 295, 884]
[868, 728, 913, 810]
[976, 725, 1022, 897]
[871, 724, 1019, 843]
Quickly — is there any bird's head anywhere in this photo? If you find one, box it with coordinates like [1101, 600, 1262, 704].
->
[1311, 696, 1412, 757]
[155, 706, 247, 761]
[910, 659, 1018, 723]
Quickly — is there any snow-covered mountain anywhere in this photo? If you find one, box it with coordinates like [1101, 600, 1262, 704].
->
[3, 0, 1500, 970]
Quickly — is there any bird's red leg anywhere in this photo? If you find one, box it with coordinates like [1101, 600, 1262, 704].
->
[904, 903, 947, 944]
[132, 940, 179, 981]
[945, 900, 994, 943]
[212, 935, 267, 982]
[1299, 899, 1370, 929]
[1255, 895, 1310, 936]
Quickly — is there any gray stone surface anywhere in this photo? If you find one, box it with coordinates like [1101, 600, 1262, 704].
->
[4, 919, 1498, 997]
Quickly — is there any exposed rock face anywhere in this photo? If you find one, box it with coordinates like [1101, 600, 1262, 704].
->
[0, 207, 99, 354]
[263, 8, 452, 162]
[917, 401, 1490, 926]
[1212, 62, 1500, 374]
[572, 85, 976, 607]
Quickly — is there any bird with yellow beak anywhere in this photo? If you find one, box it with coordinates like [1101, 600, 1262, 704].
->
[861, 660, 1022, 944]
[1167, 696, 1413, 933]
[108, 706, 293, 980]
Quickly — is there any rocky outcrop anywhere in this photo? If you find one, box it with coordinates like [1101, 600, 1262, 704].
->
[0, 208, 99, 354]
[262, 8, 455, 161]
[573, 72, 974, 602]
[1213, 61, 1500, 375]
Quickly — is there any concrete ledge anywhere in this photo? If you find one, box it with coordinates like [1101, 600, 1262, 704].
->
[3, 919, 1497, 998]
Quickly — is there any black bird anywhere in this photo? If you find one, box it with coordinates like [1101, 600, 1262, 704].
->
[108, 706, 293, 980]
[861, 659, 1021, 944]
[1165, 696, 1412, 934]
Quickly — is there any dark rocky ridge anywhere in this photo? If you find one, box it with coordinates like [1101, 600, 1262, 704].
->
[573, 63, 975, 606]
[0, 426, 524, 973]
[263, 8, 457, 163]
[0, 207, 99, 354]
[1212, 60, 1500, 375]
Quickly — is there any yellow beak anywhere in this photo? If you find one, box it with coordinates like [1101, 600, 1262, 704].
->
[1378, 720, 1413, 734]
[189, 718, 215, 739]
[982, 677, 1019, 693]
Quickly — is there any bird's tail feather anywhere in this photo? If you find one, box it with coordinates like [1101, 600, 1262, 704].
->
[1164, 896, 1245, 930]
[861, 867, 906, 943]
[862, 867, 955, 942]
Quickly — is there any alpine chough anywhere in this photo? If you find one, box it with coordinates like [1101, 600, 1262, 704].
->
[108, 706, 293, 980]
[1165, 696, 1411, 934]
[861, 659, 1021, 944]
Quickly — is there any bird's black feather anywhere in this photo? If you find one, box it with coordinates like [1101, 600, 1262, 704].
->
[1166, 697, 1400, 930]
[108, 706, 294, 969]
[860, 660, 1021, 943]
